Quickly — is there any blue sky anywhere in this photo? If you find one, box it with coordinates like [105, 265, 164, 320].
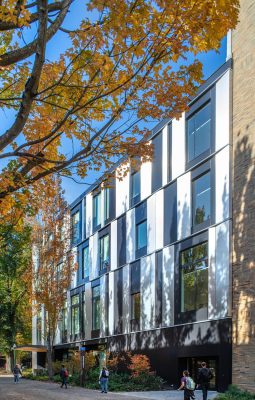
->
[0, 1, 228, 204]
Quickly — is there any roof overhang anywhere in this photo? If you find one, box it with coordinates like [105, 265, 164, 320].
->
[15, 345, 47, 353]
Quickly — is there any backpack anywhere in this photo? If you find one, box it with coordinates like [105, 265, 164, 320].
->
[64, 369, 69, 378]
[186, 377, 196, 390]
[101, 369, 108, 378]
[200, 368, 213, 383]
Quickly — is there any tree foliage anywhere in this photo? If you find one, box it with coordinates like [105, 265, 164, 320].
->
[0, 0, 239, 204]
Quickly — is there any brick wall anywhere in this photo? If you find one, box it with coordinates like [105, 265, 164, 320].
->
[232, 0, 255, 392]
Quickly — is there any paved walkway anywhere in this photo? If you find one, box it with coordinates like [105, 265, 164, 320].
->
[0, 375, 218, 400]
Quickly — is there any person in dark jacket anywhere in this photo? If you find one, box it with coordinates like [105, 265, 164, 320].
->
[99, 366, 109, 393]
[60, 365, 68, 389]
[197, 362, 213, 400]
[13, 364, 22, 383]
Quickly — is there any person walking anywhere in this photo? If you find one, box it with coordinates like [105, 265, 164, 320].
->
[197, 362, 213, 400]
[60, 364, 68, 389]
[99, 366, 109, 393]
[13, 364, 22, 383]
[178, 370, 195, 400]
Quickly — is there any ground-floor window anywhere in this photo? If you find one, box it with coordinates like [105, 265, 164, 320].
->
[92, 285, 100, 331]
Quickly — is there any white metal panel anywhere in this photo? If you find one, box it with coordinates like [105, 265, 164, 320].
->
[110, 220, 118, 271]
[177, 172, 191, 240]
[86, 192, 93, 237]
[126, 208, 136, 263]
[215, 220, 230, 318]
[216, 70, 230, 151]
[85, 282, 92, 340]
[89, 232, 99, 281]
[162, 125, 169, 186]
[100, 188, 105, 227]
[141, 254, 156, 330]
[70, 247, 78, 289]
[100, 275, 106, 337]
[141, 160, 152, 201]
[226, 30, 232, 61]
[162, 245, 175, 326]
[155, 189, 164, 250]
[208, 226, 216, 319]
[108, 272, 115, 336]
[122, 264, 130, 334]
[82, 197, 85, 240]
[172, 113, 185, 180]
[215, 146, 230, 224]
[115, 163, 130, 217]
[147, 194, 156, 254]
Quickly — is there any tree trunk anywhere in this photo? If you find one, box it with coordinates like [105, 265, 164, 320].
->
[6, 353, 12, 373]
[46, 346, 54, 379]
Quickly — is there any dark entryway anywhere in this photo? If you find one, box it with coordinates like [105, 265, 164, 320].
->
[179, 357, 218, 390]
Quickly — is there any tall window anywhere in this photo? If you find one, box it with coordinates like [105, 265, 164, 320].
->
[135, 202, 147, 258]
[83, 246, 90, 279]
[187, 103, 211, 162]
[72, 211, 80, 243]
[136, 220, 147, 251]
[130, 261, 140, 331]
[93, 192, 101, 230]
[36, 308, 42, 344]
[180, 242, 208, 314]
[71, 294, 80, 336]
[61, 300, 67, 342]
[92, 285, 100, 331]
[131, 293, 140, 326]
[151, 131, 162, 192]
[104, 188, 110, 222]
[99, 234, 110, 271]
[193, 172, 211, 227]
[131, 170, 140, 206]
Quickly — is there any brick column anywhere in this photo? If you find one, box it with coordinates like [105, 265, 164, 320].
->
[232, 0, 255, 392]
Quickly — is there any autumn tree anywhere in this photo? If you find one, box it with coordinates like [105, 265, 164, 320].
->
[0, 0, 239, 203]
[32, 177, 76, 377]
[0, 218, 32, 371]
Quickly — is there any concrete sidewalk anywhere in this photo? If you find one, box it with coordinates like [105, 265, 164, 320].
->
[117, 390, 218, 400]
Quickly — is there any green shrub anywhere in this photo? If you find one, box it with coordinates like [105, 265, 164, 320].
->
[217, 386, 255, 400]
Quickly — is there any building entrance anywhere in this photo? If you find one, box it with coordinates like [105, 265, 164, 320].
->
[179, 357, 218, 390]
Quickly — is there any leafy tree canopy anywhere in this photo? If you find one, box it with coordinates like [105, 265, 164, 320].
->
[0, 0, 239, 209]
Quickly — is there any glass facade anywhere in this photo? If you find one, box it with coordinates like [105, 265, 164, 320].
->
[99, 234, 110, 271]
[92, 285, 100, 330]
[180, 242, 208, 313]
[71, 294, 80, 336]
[61, 300, 68, 342]
[83, 246, 90, 279]
[72, 211, 80, 243]
[188, 103, 211, 162]
[193, 172, 211, 226]
[93, 192, 101, 229]
[131, 170, 140, 205]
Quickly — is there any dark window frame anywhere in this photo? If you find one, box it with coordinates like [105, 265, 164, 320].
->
[71, 294, 80, 339]
[130, 169, 141, 207]
[93, 190, 101, 232]
[185, 88, 216, 170]
[71, 203, 82, 245]
[151, 130, 163, 193]
[135, 202, 147, 258]
[130, 260, 141, 331]
[92, 284, 101, 332]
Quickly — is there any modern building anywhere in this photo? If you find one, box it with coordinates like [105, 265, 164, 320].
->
[32, 0, 255, 392]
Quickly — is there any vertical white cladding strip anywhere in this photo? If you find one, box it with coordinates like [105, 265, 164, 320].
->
[147, 194, 156, 254]
[32, 305, 37, 345]
[100, 275, 106, 337]
[126, 208, 136, 263]
[215, 146, 230, 224]
[81, 197, 85, 240]
[208, 226, 216, 320]
[86, 192, 93, 237]
[155, 189, 164, 250]
[115, 163, 130, 218]
[140, 160, 152, 201]
[108, 271, 115, 336]
[111, 220, 118, 271]
[70, 247, 78, 289]
[172, 113, 185, 180]
[85, 282, 92, 340]
[89, 232, 99, 281]
[162, 125, 168, 186]
[177, 172, 191, 240]
[141, 254, 156, 330]
[100, 187, 105, 227]
[215, 220, 230, 318]
[66, 290, 71, 339]
[216, 70, 230, 151]
[162, 245, 175, 326]
[122, 264, 130, 334]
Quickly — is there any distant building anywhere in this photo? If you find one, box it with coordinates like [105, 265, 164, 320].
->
[32, 0, 255, 392]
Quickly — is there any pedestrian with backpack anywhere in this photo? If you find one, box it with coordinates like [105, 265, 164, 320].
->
[178, 370, 196, 400]
[197, 362, 214, 400]
[60, 364, 68, 389]
[99, 366, 109, 393]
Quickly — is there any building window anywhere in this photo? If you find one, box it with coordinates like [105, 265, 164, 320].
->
[187, 102, 211, 163]
[130, 260, 140, 331]
[36, 308, 42, 344]
[151, 131, 163, 193]
[131, 292, 140, 325]
[180, 242, 208, 314]
[72, 211, 80, 243]
[117, 215, 126, 267]
[92, 285, 100, 331]
[93, 192, 101, 230]
[61, 300, 67, 342]
[131, 170, 140, 206]
[71, 294, 80, 336]
[99, 234, 110, 271]
[104, 188, 110, 222]
[83, 246, 90, 279]
[192, 171, 211, 228]
[136, 220, 147, 251]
